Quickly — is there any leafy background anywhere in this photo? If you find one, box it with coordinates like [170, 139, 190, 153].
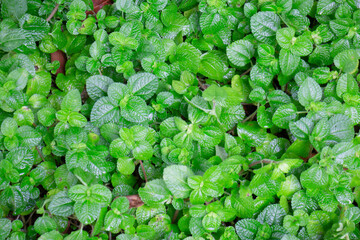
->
[0, 0, 360, 239]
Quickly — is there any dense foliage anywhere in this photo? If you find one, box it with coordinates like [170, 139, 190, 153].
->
[1, 0, 360, 239]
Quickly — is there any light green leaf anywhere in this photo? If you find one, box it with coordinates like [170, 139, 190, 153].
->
[226, 40, 255, 68]
[298, 77, 322, 108]
[128, 73, 158, 100]
[250, 12, 281, 44]
[138, 179, 172, 206]
[163, 165, 194, 199]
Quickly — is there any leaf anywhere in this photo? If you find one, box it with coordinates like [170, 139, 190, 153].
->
[317, 0, 339, 15]
[272, 103, 297, 129]
[237, 122, 267, 147]
[86, 75, 114, 100]
[291, 190, 318, 213]
[0, 28, 28, 52]
[74, 199, 101, 225]
[89, 184, 112, 205]
[0, 218, 11, 239]
[68, 185, 87, 202]
[276, 27, 295, 49]
[120, 96, 150, 123]
[1, 117, 17, 137]
[250, 12, 281, 44]
[202, 212, 221, 232]
[334, 49, 359, 74]
[257, 204, 286, 226]
[163, 165, 194, 199]
[199, 51, 228, 81]
[170, 43, 201, 73]
[226, 40, 255, 68]
[1, 0, 27, 20]
[235, 219, 261, 240]
[6, 147, 34, 175]
[128, 73, 159, 100]
[61, 89, 82, 112]
[289, 118, 314, 140]
[49, 191, 74, 217]
[138, 179, 172, 206]
[298, 77, 322, 108]
[19, 14, 50, 41]
[306, 211, 332, 238]
[108, 83, 130, 105]
[279, 49, 301, 76]
[200, 12, 227, 35]
[336, 73, 359, 98]
[291, 35, 313, 57]
[300, 164, 329, 190]
[34, 216, 57, 235]
[250, 173, 280, 198]
[91, 97, 120, 127]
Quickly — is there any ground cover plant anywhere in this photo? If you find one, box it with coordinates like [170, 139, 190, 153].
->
[0, 0, 360, 239]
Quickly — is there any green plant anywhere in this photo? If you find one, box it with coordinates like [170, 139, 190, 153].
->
[0, 0, 360, 239]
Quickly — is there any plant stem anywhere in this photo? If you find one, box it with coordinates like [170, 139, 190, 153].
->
[35, 146, 45, 162]
[172, 210, 179, 224]
[139, 160, 148, 183]
[249, 159, 275, 168]
[46, 4, 59, 22]
[240, 67, 252, 77]
[241, 110, 257, 123]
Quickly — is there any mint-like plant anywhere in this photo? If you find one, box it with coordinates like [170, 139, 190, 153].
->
[0, 0, 360, 239]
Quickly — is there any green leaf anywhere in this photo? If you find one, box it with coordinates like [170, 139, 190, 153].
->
[86, 75, 114, 101]
[91, 97, 120, 127]
[108, 83, 130, 105]
[68, 185, 87, 202]
[235, 219, 261, 240]
[200, 12, 227, 35]
[257, 204, 286, 226]
[34, 216, 57, 235]
[279, 49, 301, 76]
[163, 165, 194, 199]
[306, 211, 332, 238]
[300, 164, 329, 190]
[128, 73, 158, 100]
[226, 40, 255, 68]
[0, 28, 28, 52]
[298, 77, 322, 108]
[74, 199, 101, 225]
[317, 0, 339, 15]
[272, 103, 297, 129]
[276, 27, 295, 49]
[89, 184, 112, 205]
[199, 51, 228, 81]
[291, 35, 313, 57]
[1, 117, 17, 137]
[237, 122, 267, 147]
[48, 191, 74, 217]
[138, 179, 172, 206]
[250, 12, 281, 44]
[6, 147, 34, 175]
[19, 14, 50, 41]
[120, 96, 150, 123]
[117, 157, 135, 175]
[334, 50, 359, 74]
[291, 190, 318, 213]
[1, 0, 27, 20]
[202, 212, 221, 232]
[170, 43, 201, 73]
[0, 218, 12, 239]
[336, 73, 359, 98]
[61, 89, 82, 112]
[250, 173, 280, 198]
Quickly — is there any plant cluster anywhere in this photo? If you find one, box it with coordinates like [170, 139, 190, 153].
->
[0, 0, 360, 239]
